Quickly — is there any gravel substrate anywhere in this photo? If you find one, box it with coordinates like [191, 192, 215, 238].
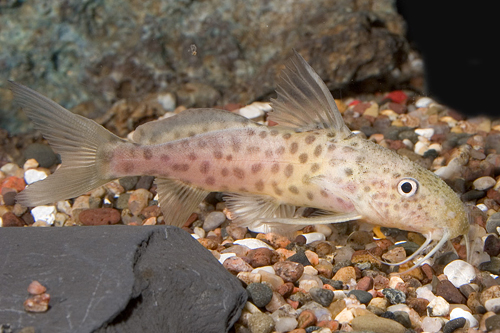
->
[2, 90, 500, 333]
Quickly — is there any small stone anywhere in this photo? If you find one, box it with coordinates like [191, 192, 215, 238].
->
[479, 257, 500, 275]
[382, 288, 406, 305]
[302, 232, 326, 244]
[298, 274, 323, 292]
[27, 281, 47, 295]
[1, 175, 26, 192]
[226, 224, 247, 240]
[276, 282, 294, 298]
[382, 246, 406, 263]
[436, 280, 466, 304]
[314, 242, 334, 257]
[237, 272, 261, 286]
[304, 250, 319, 266]
[23, 143, 58, 168]
[348, 290, 373, 304]
[443, 260, 476, 288]
[449, 307, 478, 328]
[473, 176, 496, 190]
[392, 311, 411, 328]
[309, 287, 334, 307]
[198, 237, 219, 250]
[274, 261, 304, 283]
[297, 309, 317, 329]
[248, 312, 274, 333]
[128, 188, 152, 216]
[23, 158, 39, 170]
[247, 283, 273, 308]
[203, 211, 226, 231]
[275, 317, 298, 333]
[421, 316, 444, 333]
[1, 212, 26, 227]
[485, 297, 500, 313]
[486, 314, 500, 331]
[263, 232, 290, 248]
[486, 212, 500, 234]
[136, 175, 155, 190]
[259, 270, 284, 290]
[23, 293, 50, 313]
[79, 208, 121, 226]
[118, 176, 140, 191]
[332, 266, 356, 284]
[481, 285, 500, 305]
[356, 276, 373, 291]
[265, 291, 287, 313]
[223, 256, 253, 274]
[31, 205, 56, 225]
[24, 169, 48, 185]
[407, 298, 429, 316]
[234, 238, 274, 250]
[247, 248, 276, 268]
[315, 261, 333, 279]
[287, 251, 311, 267]
[351, 314, 405, 333]
[427, 296, 450, 316]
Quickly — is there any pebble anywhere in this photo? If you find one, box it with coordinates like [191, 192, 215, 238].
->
[275, 317, 298, 333]
[237, 272, 261, 285]
[265, 291, 287, 312]
[128, 189, 152, 216]
[473, 176, 497, 191]
[248, 248, 275, 268]
[30, 205, 56, 225]
[273, 261, 304, 283]
[486, 314, 500, 331]
[382, 288, 406, 305]
[427, 296, 450, 316]
[223, 256, 253, 274]
[381, 246, 406, 263]
[331, 266, 356, 284]
[287, 251, 312, 267]
[302, 232, 326, 244]
[348, 290, 373, 304]
[436, 280, 466, 304]
[450, 307, 478, 328]
[421, 316, 444, 332]
[23, 293, 50, 313]
[297, 310, 317, 328]
[238, 101, 270, 119]
[23, 169, 48, 185]
[247, 283, 273, 307]
[248, 312, 274, 333]
[485, 297, 500, 313]
[309, 287, 334, 307]
[23, 143, 58, 168]
[27, 281, 47, 295]
[351, 314, 406, 333]
[218, 253, 236, 265]
[203, 211, 226, 231]
[443, 260, 476, 288]
[298, 274, 323, 292]
[258, 270, 284, 290]
[1, 212, 26, 227]
[486, 212, 500, 234]
[234, 238, 274, 250]
[392, 311, 411, 328]
[78, 208, 121, 226]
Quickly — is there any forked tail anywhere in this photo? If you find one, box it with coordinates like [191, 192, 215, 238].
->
[9, 81, 124, 206]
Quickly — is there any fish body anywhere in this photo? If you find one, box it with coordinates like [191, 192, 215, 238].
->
[10, 50, 469, 269]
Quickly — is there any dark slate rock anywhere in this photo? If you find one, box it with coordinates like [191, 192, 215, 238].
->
[382, 288, 406, 304]
[318, 276, 343, 290]
[286, 250, 311, 267]
[23, 143, 59, 168]
[119, 176, 140, 191]
[486, 314, 500, 331]
[480, 257, 500, 275]
[0, 225, 246, 333]
[246, 283, 273, 308]
[309, 287, 334, 307]
[392, 311, 411, 328]
[348, 290, 373, 304]
[135, 176, 155, 190]
[443, 317, 466, 333]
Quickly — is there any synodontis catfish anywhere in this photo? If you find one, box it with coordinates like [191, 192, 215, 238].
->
[9, 50, 469, 271]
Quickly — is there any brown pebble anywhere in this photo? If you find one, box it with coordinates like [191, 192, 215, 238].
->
[356, 276, 374, 291]
[277, 282, 294, 298]
[274, 261, 304, 283]
[226, 224, 247, 240]
[315, 242, 334, 256]
[288, 329, 306, 333]
[247, 248, 277, 268]
[27, 281, 47, 295]
[265, 232, 291, 248]
[407, 298, 429, 316]
[436, 280, 466, 304]
[141, 205, 161, 218]
[197, 237, 219, 250]
[1, 212, 26, 227]
[332, 266, 356, 284]
[297, 309, 317, 328]
[78, 208, 121, 226]
[373, 275, 390, 290]
[315, 261, 334, 279]
[222, 256, 253, 275]
[317, 320, 339, 331]
[24, 293, 50, 313]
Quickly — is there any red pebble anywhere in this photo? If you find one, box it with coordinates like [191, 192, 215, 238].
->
[1, 212, 26, 227]
[385, 90, 407, 104]
[348, 100, 361, 106]
[27, 281, 47, 295]
[1, 176, 26, 192]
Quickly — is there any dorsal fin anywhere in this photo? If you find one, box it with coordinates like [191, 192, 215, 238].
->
[268, 50, 351, 138]
[132, 108, 261, 145]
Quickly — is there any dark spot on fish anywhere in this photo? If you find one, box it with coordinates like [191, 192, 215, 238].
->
[226, 155, 233, 161]
[390, 194, 396, 200]
[288, 185, 299, 194]
[290, 142, 298, 154]
[314, 145, 323, 157]
[284, 164, 293, 178]
[283, 133, 292, 140]
[307, 192, 314, 200]
[173, 132, 181, 139]
[251, 163, 263, 173]
[305, 135, 316, 144]
[221, 168, 229, 177]
[255, 180, 264, 191]
[160, 154, 170, 162]
[356, 156, 365, 164]
[393, 204, 399, 211]
[393, 173, 401, 179]
[123, 162, 134, 174]
[101, 150, 114, 163]
[417, 204, 422, 210]
[202, 127, 209, 132]
[345, 168, 353, 176]
[259, 131, 268, 139]
[238, 187, 248, 192]
[233, 167, 245, 179]
[363, 186, 371, 192]
[247, 146, 260, 154]
[231, 137, 241, 152]
[350, 141, 358, 147]
[311, 163, 320, 173]
[271, 163, 280, 173]
[299, 153, 308, 164]
[213, 151, 223, 159]
[320, 190, 329, 198]
[198, 140, 207, 148]
[276, 146, 285, 155]
[248, 129, 256, 136]
[342, 146, 355, 153]
[271, 181, 283, 196]
[172, 163, 189, 172]
[403, 203, 409, 209]
[328, 144, 336, 152]
[200, 161, 210, 174]
[270, 129, 279, 136]
[265, 149, 274, 158]
[188, 153, 197, 161]
[206, 177, 215, 185]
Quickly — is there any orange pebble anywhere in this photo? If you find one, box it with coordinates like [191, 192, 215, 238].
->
[286, 298, 299, 309]
[27, 281, 46, 295]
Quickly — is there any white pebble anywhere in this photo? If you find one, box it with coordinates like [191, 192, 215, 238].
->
[416, 285, 436, 302]
[202, 211, 226, 231]
[333, 290, 347, 300]
[24, 169, 48, 185]
[450, 308, 478, 328]
[238, 101, 271, 119]
[31, 205, 56, 225]
[298, 274, 323, 292]
[234, 238, 274, 250]
[302, 232, 326, 244]
[485, 298, 500, 313]
[476, 203, 488, 212]
[274, 317, 298, 333]
[193, 226, 206, 238]
[414, 141, 429, 156]
[218, 253, 236, 265]
[334, 308, 354, 324]
[428, 143, 442, 153]
[252, 266, 275, 275]
[415, 128, 435, 140]
[415, 97, 434, 108]
[157, 93, 176, 111]
[389, 276, 405, 289]
[23, 158, 39, 170]
[303, 265, 318, 275]
[473, 176, 496, 191]
[402, 138, 414, 149]
[421, 316, 444, 333]
[0, 163, 21, 176]
[190, 233, 200, 240]
[427, 296, 449, 317]
[314, 224, 333, 237]
[443, 260, 476, 288]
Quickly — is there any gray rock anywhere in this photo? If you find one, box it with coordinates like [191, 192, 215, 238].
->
[246, 283, 273, 308]
[443, 317, 466, 333]
[0, 225, 246, 333]
[287, 251, 311, 267]
[392, 311, 411, 328]
[309, 287, 334, 307]
[348, 290, 373, 304]
[486, 314, 500, 331]
[1, 1, 410, 134]
[23, 143, 59, 168]
[119, 176, 140, 191]
[486, 212, 500, 234]
[382, 288, 406, 304]
[248, 312, 274, 333]
[203, 211, 227, 231]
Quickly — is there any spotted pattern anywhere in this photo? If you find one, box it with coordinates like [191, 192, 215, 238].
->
[271, 163, 280, 173]
[272, 181, 283, 196]
[123, 162, 135, 173]
[255, 180, 265, 191]
[221, 168, 229, 177]
[188, 153, 197, 161]
[305, 135, 316, 144]
[299, 153, 308, 164]
[233, 167, 245, 179]
[276, 146, 285, 155]
[259, 131, 268, 139]
[283, 133, 292, 140]
[206, 177, 215, 185]
[288, 185, 299, 194]
[265, 149, 274, 158]
[314, 145, 323, 157]
[226, 155, 233, 161]
[270, 129, 279, 136]
[198, 140, 207, 148]
[213, 151, 223, 159]
[320, 190, 329, 198]
[200, 161, 210, 174]
[311, 163, 320, 173]
[143, 148, 153, 160]
[345, 168, 353, 176]
[290, 142, 299, 154]
[251, 163, 263, 174]
[307, 192, 314, 200]
[284, 164, 294, 178]
[172, 163, 190, 172]
[160, 154, 170, 162]
[247, 146, 260, 154]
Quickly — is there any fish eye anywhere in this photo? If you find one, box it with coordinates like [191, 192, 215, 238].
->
[397, 178, 419, 197]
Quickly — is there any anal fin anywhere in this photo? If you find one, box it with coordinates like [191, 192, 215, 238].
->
[155, 178, 209, 227]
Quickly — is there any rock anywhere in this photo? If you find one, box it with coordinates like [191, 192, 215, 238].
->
[287, 251, 312, 267]
[348, 290, 373, 304]
[392, 311, 411, 328]
[309, 287, 334, 307]
[485, 297, 500, 313]
[302, 232, 326, 244]
[23, 293, 50, 313]
[421, 316, 444, 333]
[264, 291, 287, 313]
[407, 298, 429, 316]
[427, 296, 450, 317]
[23, 143, 58, 168]
[351, 314, 406, 333]
[1, 212, 26, 227]
[247, 248, 276, 268]
[23, 169, 48, 185]
[248, 312, 274, 333]
[297, 310, 317, 329]
[479, 257, 500, 275]
[486, 314, 500, 331]
[128, 188, 152, 216]
[118, 176, 140, 191]
[0, 226, 246, 332]
[484, 235, 500, 256]
[247, 283, 273, 308]
[382, 288, 406, 305]
[27, 281, 47, 295]
[274, 317, 298, 333]
[356, 276, 373, 291]
[486, 212, 500, 234]
[332, 266, 356, 284]
[449, 307, 478, 328]
[473, 176, 496, 190]
[30, 205, 56, 225]
[443, 260, 476, 288]
[274, 261, 304, 283]
[443, 317, 466, 333]
[226, 224, 248, 240]
[78, 208, 121, 226]
[435, 280, 466, 304]
[135, 176, 155, 190]
[234, 238, 274, 250]
[223, 256, 254, 275]
[382, 246, 406, 263]
[203, 211, 227, 231]
[297, 274, 323, 292]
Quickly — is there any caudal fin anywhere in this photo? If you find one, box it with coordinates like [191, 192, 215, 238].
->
[9, 81, 123, 206]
